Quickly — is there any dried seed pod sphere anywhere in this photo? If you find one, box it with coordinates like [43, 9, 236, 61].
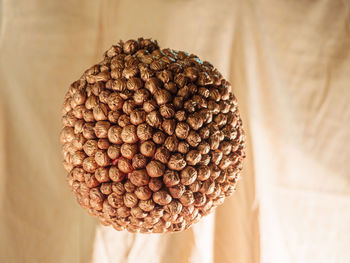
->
[61, 38, 246, 233]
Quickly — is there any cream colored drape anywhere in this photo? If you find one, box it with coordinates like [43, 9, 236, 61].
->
[1, 1, 349, 263]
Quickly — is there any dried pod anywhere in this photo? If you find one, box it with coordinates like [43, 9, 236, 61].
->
[185, 150, 201, 166]
[130, 169, 150, 186]
[82, 109, 95, 122]
[147, 178, 162, 193]
[85, 95, 99, 110]
[71, 151, 86, 166]
[118, 114, 131, 127]
[140, 140, 156, 157]
[121, 125, 138, 143]
[124, 192, 139, 208]
[211, 151, 223, 165]
[132, 154, 148, 169]
[153, 190, 172, 205]
[94, 121, 110, 138]
[168, 184, 185, 199]
[85, 175, 100, 190]
[187, 113, 203, 130]
[177, 141, 190, 154]
[199, 154, 211, 166]
[109, 166, 126, 182]
[93, 103, 108, 121]
[179, 190, 194, 206]
[180, 166, 197, 185]
[127, 77, 143, 91]
[175, 110, 187, 122]
[175, 122, 190, 139]
[134, 89, 150, 105]
[162, 119, 176, 135]
[100, 182, 113, 195]
[146, 111, 162, 128]
[163, 170, 180, 187]
[108, 111, 121, 123]
[136, 123, 153, 141]
[159, 104, 175, 119]
[153, 131, 166, 144]
[117, 157, 133, 173]
[186, 131, 201, 147]
[121, 143, 138, 159]
[189, 180, 201, 192]
[107, 144, 121, 160]
[123, 40, 139, 54]
[154, 147, 170, 164]
[116, 206, 131, 218]
[97, 138, 110, 150]
[83, 157, 98, 173]
[164, 135, 178, 152]
[143, 99, 158, 112]
[131, 207, 147, 218]
[145, 77, 162, 94]
[168, 153, 186, 171]
[124, 179, 137, 192]
[139, 199, 155, 212]
[95, 150, 110, 167]
[197, 166, 211, 181]
[134, 186, 152, 200]
[74, 119, 84, 134]
[108, 126, 123, 144]
[154, 89, 172, 105]
[107, 93, 124, 111]
[146, 160, 165, 177]
[173, 96, 184, 109]
[122, 100, 136, 115]
[130, 110, 146, 125]
[123, 67, 139, 80]
[200, 179, 215, 195]
[60, 127, 75, 144]
[82, 123, 96, 139]
[112, 182, 126, 195]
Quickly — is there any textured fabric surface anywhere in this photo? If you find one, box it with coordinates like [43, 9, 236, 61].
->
[0, 0, 349, 263]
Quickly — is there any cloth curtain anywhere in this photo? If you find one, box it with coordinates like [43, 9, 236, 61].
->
[0, 0, 349, 262]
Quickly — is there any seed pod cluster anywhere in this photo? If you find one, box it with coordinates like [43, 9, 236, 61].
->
[61, 38, 245, 233]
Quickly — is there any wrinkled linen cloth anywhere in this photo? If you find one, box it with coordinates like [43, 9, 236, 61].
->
[0, 0, 349, 263]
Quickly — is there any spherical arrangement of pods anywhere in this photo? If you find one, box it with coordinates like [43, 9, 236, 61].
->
[60, 38, 245, 233]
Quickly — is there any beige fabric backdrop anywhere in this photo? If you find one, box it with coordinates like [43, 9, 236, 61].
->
[0, 0, 349, 263]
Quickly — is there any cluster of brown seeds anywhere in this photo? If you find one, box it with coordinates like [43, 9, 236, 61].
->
[61, 38, 245, 233]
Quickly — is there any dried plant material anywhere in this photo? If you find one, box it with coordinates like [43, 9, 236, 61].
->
[148, 177, 163, 192]
[130, 110, 146, 125]
[177, 141, 190, 154]
[168, 153, 187, 171]
[121, 125, 138, 143]
[175, 122, 190, 139]
[95, 150, 110, 167]
[146, 160, 165, 177]
[129, 169, 150, 186]
[185, 150, 202, 166]
[140, 140, 156, 157]
[120, 143, 138, 159]
[61, 38, 245, 233]
[132, 153, 148, 169]
[153, 190, 172, 205]
[146, 110, 162, 128]
[154, 146, 170, 164]
[117, 157, 133, 173]
[152, 131, 166, 144]
[108, 126, 123, 144]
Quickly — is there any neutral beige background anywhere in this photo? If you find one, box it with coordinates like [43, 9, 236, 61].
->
[0, 0, 349, 263]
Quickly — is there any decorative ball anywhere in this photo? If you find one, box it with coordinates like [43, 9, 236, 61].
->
[60, 38, 245, 233]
